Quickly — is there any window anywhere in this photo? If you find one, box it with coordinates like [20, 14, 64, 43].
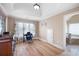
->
[0, 16, 3, 34]
[16, 22, 23, 38]
[0, 20, 2, 33]
[29, 24, 35, 36]
[15, 22, 36, 38]
[24, 23, 29, 34]
[69, 23, 79, 35]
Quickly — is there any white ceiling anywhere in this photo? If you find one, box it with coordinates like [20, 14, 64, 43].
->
[0, 3, 79, 21]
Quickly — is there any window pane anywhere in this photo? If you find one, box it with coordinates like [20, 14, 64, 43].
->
[15, 22, 23, 38]
[0, 19, 2, 34]
[24, 23, 29, 34]
[69, 23, 79, 35]
[29, 24, 35, 36]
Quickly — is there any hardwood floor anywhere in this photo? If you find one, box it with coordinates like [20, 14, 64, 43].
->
[14, 40, 63, 56]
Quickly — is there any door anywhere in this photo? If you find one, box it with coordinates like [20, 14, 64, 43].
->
[47, 28, 53, 43]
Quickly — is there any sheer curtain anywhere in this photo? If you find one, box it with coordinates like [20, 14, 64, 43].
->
[15, 21, 36, 39]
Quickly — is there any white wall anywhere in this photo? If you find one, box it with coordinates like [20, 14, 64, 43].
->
[39, 7, 79, 50]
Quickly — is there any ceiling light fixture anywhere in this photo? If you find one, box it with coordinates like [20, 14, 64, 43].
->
[33, 3, 40, 10]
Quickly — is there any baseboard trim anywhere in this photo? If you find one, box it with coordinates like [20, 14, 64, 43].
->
[39, 39, 64, 50]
